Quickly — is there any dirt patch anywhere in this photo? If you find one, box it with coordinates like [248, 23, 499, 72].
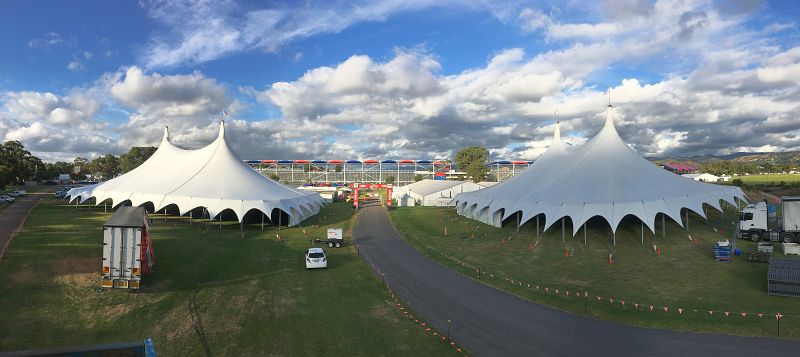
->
[10, 264, 37, 285]
[52, 256, 98, 274]
[53, 272, 98, 286]
[271, 293, 296, 317]
[370, 301, 395, 322]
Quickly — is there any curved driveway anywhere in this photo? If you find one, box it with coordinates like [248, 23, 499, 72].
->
[353, 200, 800, 356]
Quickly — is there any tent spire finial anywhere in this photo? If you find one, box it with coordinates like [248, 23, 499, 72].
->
[553, 110, 561, 141]
[219, 110, 229, 139]
[162, 117, 170, 142]
[601, 88, 615, 128]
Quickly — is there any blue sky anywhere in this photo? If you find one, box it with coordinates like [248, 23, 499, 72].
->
[1, 0, 799, 161]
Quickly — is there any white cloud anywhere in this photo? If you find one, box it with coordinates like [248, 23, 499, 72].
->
[67, 60, 84, 72]
[110, 66, 228, 116]
[138, 0, 479, 68]
[27, 32, 64, 49]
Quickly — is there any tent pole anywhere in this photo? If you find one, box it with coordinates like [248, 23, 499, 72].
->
[685, 209, 689, 231]
[164, 208, 167, 222]
[261, 213, 264, 231]
[190, 211, 193, 225]
[641, 221, 644, 245]
[613, 229, 616, 247]
[219, 214, 222, 229]
[536, 216, 540, 238]
[278, 211, 282, 230]
[583, 223, 586, 246]
[516, 211, 520, 233]
[662, 213, 665, 240]
[104, 202, 107, 213]
[561, 217, 565, 246]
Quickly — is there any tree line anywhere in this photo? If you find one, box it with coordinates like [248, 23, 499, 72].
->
[0, 140, 156, 189]
[699, 160, 799, 176]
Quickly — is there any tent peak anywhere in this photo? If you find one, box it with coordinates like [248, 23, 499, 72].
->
[554, 121, 561, 141]
[218, 120, 226, 139]
[162, 125, 170, 142]
[604, 104, 615, 129]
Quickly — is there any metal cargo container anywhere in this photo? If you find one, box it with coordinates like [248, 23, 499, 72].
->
[101, 206, 155, 289]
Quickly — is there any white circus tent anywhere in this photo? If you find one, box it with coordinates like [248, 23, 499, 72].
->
[454, 106, 746, 243]
[67, 122, 323, 226]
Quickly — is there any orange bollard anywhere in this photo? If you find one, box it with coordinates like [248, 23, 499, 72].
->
[565, 248, 569, 257]
[529, 243, 533, 252]
[657, 248, 661, 255]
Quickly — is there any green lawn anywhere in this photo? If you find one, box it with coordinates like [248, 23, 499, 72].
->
[738, 174, 800, 185]
[387, 204, 800, 339]
[0, 199, 453, 356]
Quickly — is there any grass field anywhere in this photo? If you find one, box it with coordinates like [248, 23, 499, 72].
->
[738, 174, 800, 185]
[0, 198, 453, 356]
[387, 204, 800, 339]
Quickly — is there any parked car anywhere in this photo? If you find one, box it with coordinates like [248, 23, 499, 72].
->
[0, 195, 15, 203]
[304, 248, 327, 269]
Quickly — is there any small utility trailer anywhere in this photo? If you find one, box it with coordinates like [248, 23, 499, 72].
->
[313, 228, 347, 248]
[101, 206, 155, 289]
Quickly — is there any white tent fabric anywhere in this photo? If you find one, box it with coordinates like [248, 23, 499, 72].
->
[66, 122, 323, 225]
[454, 106, 746, 236]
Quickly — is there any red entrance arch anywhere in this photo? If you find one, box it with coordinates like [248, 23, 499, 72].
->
[352, 183, 393, 209]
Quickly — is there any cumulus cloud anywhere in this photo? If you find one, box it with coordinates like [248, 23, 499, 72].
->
[4, 0, 800, 163]
[110, 66, 227, 116]
[243, 0, 800, 160]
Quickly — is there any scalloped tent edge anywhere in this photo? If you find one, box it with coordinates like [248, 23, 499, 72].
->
[66, 122, 323, 225]
[453, 107, 747, 239]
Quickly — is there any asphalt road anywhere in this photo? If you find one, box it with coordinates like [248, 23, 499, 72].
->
[0, 188, 53, 260]
[352, 200, 800, 357]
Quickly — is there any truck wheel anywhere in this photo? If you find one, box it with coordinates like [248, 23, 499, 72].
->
[781, 233, 795, 243]
[335, 242, 341, 248]
[328, 242, 334, 248]
[748, 232, 761, 242]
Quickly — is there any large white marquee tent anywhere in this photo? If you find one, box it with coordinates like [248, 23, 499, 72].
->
[454, 106, 746, 243]
[67, 122, 323, 226]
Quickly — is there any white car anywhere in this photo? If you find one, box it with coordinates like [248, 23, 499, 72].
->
[0, 195, 14, 203]
[305, 248, 328, 269]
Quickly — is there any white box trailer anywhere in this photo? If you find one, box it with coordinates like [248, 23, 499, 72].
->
[101, 206, 155, 289]
[313, 228, 346, 248]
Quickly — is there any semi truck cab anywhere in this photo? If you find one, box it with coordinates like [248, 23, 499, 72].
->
[739, 197, 800, 243]
[739, 201, 768, 233]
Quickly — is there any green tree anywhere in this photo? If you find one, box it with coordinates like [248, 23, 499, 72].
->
[269, 173, 280, 181]
[334, 165, 343, 173]
[731, 178, 743, 187]
[0, 141, 40, 184]
[465, 161, 489, 183]
[119, 146, 157, 173]
[414, 174, 424, 182]
[385, 175, 395, 184]
[0, 165, 10, 189]
[44, 161, 75, 180]
[455, 146, 489, 183]
[88, 154, 120, 180]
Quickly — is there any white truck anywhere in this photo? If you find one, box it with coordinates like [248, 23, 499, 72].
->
[101, 206, 155, 289]
[739, 196, 800, 243]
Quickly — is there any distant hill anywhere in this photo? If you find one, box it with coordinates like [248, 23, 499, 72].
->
[648, 151, 800, 166]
